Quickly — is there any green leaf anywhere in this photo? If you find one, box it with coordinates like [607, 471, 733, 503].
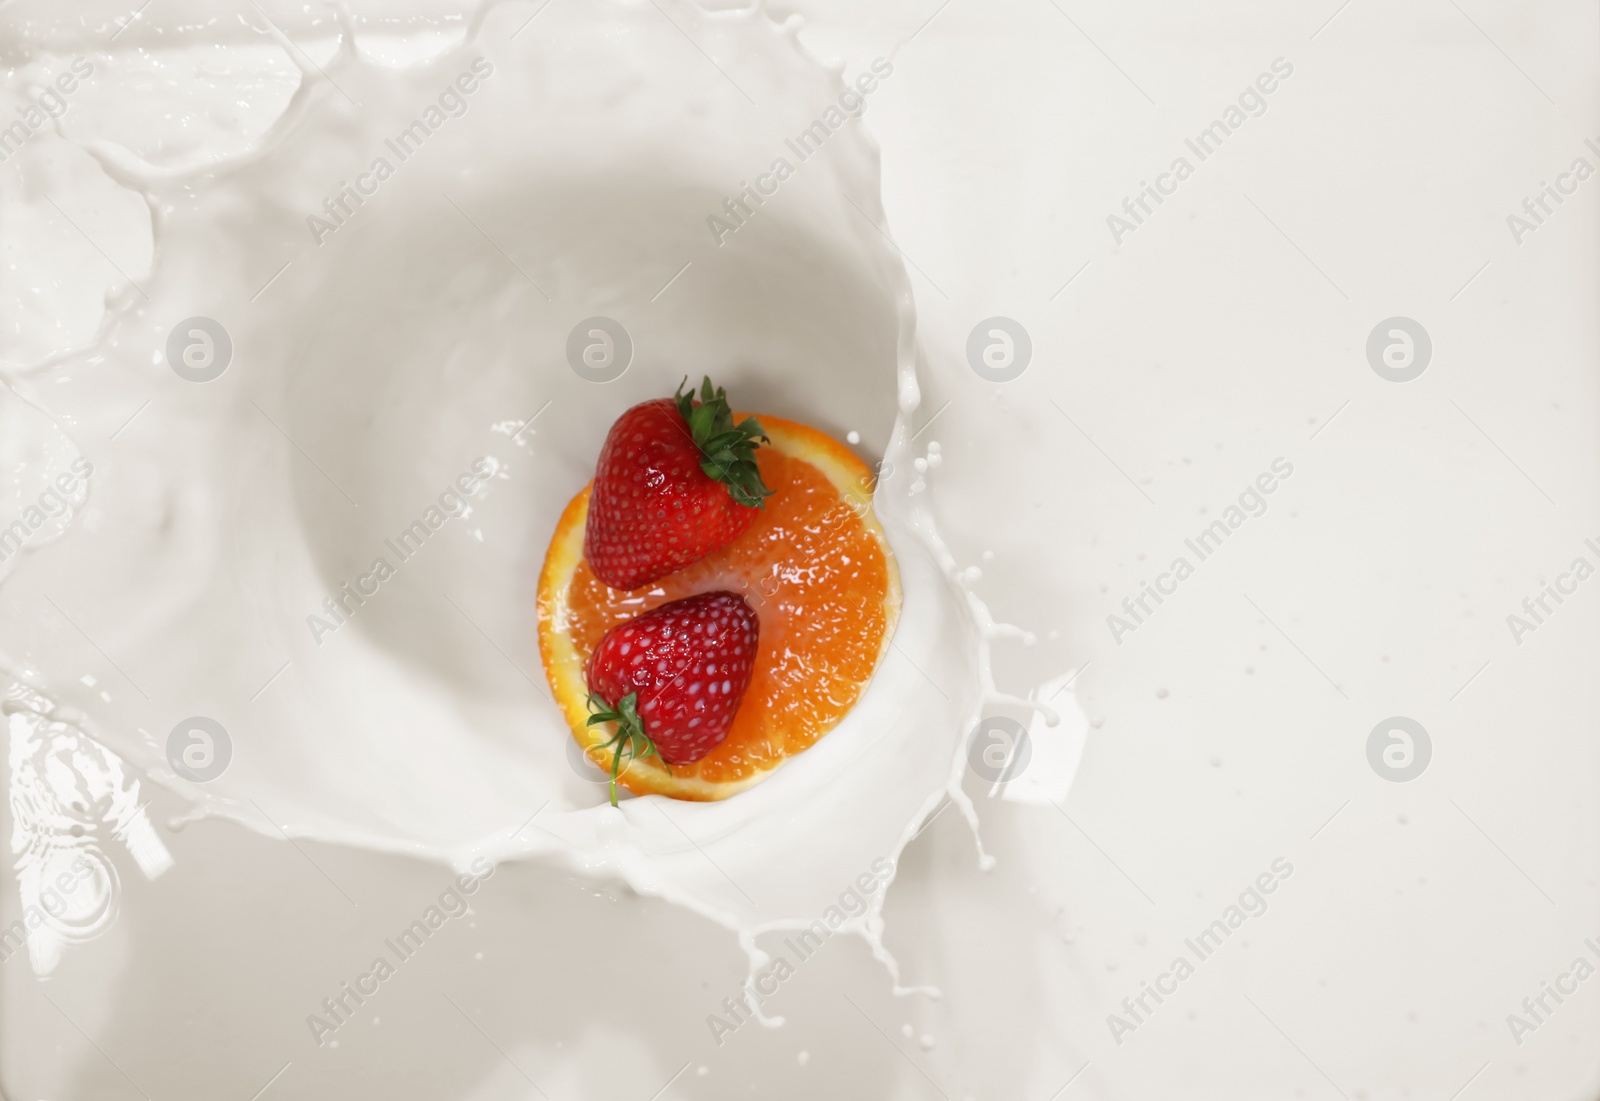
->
[585, 691, 662, 807]
[672, 375, 774, 509]
[690, 401, 715, 442]
[674, 376, 695, 422]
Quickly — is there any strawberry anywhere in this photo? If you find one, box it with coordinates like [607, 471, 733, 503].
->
[584, 590, 760, 804]
[584, 376, 773, 590]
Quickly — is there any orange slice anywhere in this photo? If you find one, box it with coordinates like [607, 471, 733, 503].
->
[537, 414, 901, 801]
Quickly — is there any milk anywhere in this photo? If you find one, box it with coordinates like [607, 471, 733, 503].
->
[0, 0, 1083, 991]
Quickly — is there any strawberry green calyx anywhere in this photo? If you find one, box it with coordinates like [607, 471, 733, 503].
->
[675, 376, 773, 509]
[586, 691, 664, 806]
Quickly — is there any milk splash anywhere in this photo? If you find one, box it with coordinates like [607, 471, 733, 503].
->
[0, 0, 1082, 990]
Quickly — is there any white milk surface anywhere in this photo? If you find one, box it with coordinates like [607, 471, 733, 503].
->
[0, 1, 1596, 1099]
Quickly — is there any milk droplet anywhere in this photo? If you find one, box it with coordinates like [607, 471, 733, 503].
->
[914, 457, 927, 473]
[919, 1034, 935, 1050]
[846, 430, 860, 445]
[901, 1023, 914, 1038]
[1090, 716, 1105, 729]
[797, 1051, 810, 1065]
[696, 1066, 708, 1077]
[981, 550, 994, 561]
[1156, 687, 1169, 699]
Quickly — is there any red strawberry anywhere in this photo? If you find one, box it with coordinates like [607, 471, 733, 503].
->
[584, 377, 773, 590]
[585, 590, 759, 804]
